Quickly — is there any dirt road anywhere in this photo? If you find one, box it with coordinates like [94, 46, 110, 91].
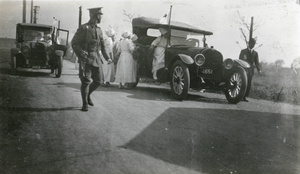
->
[1, 52, 300, 174]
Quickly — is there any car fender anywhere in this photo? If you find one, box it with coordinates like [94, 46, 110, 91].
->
[223, 60, 250, 80]
[10, 48, 20, 56]
[234, 59, 250, 68]
[178, 54, 194, 64]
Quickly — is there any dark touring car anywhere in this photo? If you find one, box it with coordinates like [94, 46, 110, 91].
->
[10, 23, 69, 78]
[131, 17, 251, 104]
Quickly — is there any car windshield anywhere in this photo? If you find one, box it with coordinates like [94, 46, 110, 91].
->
[147, 28, 205, 47]
[19, 27, 52, 42]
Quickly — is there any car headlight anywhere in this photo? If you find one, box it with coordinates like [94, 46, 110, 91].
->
[21, 46, 30, 55]
[224, 58, 234, 69]
[194, 54, 205, 66]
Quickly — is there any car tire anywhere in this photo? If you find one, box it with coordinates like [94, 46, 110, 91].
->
[55, 56, 63, 78]
[128, 76, 140, 88]
[170, 60, 190, 100]
[224, 66, 248, 104]
[11, 55, 17, 75]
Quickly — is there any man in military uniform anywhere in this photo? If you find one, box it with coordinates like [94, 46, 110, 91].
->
[72, 7, 112, 111]
[239, 38, 261, 102]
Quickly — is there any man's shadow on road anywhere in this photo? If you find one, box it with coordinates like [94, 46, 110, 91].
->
[0, 106, 80, 112]
[49, 82, 229, 104]
[0, 67, 59, 78]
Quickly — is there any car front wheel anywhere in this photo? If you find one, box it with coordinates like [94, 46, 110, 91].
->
[127, 76, 140, 88]
[170, 60, 190, 100]
[224, 66, 248, 104]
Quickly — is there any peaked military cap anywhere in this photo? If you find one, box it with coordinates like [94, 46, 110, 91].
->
[88, 7, 103, 15]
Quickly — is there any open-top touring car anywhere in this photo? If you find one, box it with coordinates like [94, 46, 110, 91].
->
[10, 23, 69, 78]
[131, 17, 251, 104]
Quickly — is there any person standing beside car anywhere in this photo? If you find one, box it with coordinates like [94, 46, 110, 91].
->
[115, 31, 137, 89]
[239, 38, 261, 102]
[149, 27, 169, 81]
[102, 28, 116, 87]
[71, 7, 112, 111]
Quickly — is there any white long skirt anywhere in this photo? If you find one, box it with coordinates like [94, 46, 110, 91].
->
[152, 46, 165, 73]
[102, 61, 115, 82]
[115, 51, 137, 83]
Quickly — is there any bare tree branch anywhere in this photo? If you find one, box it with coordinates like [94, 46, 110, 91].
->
[123, 10, 138, 23]
[236, 41, 242, 49]
[237, 11, 250, 31]
[255, 43, 263, 49]
[239, 28, 248, 44]
[236, 10, 264, 47]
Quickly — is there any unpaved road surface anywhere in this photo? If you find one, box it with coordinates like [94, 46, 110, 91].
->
[1, 50, 300, 174]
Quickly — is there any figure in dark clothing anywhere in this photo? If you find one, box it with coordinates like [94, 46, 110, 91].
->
[72, 7, 112, 111]
[239, 38, 261, 102]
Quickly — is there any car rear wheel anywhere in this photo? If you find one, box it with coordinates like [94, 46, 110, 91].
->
[11, 55, 17, 75]
[55, 56, 63, 78]
[170, 60, 190, 100]
[127, 76, 140, 88]
[224, 66, 248, 104]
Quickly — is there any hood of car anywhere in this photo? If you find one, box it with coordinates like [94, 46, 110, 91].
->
[167, 45, 209, 57]
[167, 46, 223, 67]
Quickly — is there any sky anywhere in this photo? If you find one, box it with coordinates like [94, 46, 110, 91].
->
[0, 0, 299, 67]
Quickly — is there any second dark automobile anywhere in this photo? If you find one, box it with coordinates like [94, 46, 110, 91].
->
[10, 23, 69, 78]
[131, 17, 251, 104]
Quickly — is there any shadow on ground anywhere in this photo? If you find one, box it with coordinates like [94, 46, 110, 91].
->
[0, 106, 79, 137]
[121, 108, 300, 174]
[0, 67, 55, 78]
[0, 106, 79, 112]
[0, 67, 11, 75]
[46, 82, 229, 104]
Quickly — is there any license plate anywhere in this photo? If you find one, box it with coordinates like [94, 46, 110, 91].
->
[200, 68, 213, 75]
[32, 66, 40, 69]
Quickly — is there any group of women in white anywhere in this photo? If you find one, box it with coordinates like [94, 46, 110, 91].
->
[102, 27, 168, 88]
[101, 28, 138, 89]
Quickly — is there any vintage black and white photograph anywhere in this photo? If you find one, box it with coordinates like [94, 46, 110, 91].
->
[0, 0, 300, 173]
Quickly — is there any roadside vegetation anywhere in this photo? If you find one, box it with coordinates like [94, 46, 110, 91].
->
[250, 63, 300, 105]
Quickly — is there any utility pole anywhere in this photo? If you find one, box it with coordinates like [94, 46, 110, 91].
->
[79, 6, 82, 27]
[167, 5, 172, 46]
[249, 16, 254, 43]
[30, 0, 33, 23]
[57, 20, 60, 37]
[75, 6, 82, 70]
[22, 0, 26, 23]
[53, 17, 60, 37]
[33, 5, 40, 23]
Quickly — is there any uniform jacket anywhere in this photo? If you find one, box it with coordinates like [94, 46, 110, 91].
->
[239, 48, 261, 74]
[71, 21, 110, 66]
